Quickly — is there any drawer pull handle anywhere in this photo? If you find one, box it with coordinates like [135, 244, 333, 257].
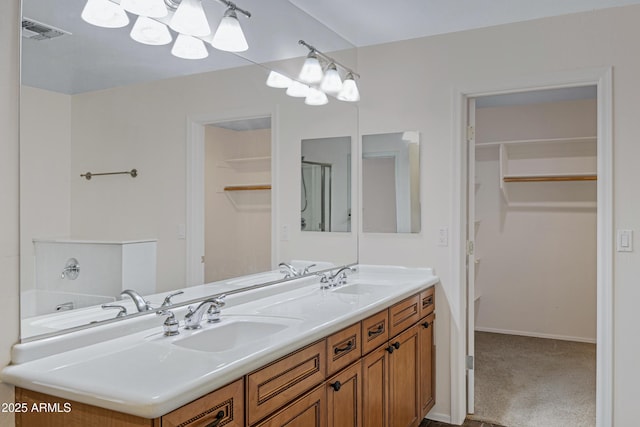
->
[423, 297, 433, 307]
[422, 321, 430, 328]
[205, 410, 225, 427]
[392, 341, 400, 349]
[334, 340, 354, 354]
[330, 381, 342, 392]
[368, 324, 384, 337]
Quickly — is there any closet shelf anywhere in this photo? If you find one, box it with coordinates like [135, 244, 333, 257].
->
[476, 136, 596, 148]
[224, 184, 271, 192]
[503, 174, 597, 183]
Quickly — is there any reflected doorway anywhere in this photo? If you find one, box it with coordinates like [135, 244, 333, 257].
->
[204, 117, 272, 282]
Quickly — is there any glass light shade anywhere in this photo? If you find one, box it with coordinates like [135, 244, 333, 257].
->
[130, 16, 172, 45]
[211, 8, 248, 53]
[266, 71, 292, 89]
[298, 52, 323, 84]
[169, 0, 211, 37]
[305, 88, 329, 106]
[81, 0, 129, 28]
[320, 63, 343, 94]
[286, 81, 310, 98]
[337, 73, 360, 102]
[171, 34, 209, 59]
[120, 0, 167, 18]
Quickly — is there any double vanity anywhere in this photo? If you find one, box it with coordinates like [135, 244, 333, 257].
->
[2, 265, 438, 427]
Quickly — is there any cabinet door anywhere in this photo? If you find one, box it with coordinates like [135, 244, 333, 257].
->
[388, 325, 420, 427]
[326, 361, 362, 427]
[254, 385, 326, 427]
[419, 313, 436, 418]
[362, 344, 389, 427]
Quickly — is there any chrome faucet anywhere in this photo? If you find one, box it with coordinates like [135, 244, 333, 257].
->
[301, 263, 317, 275]
[160, 290, 184, 308]
[102, 304, 128, 318]
[319, 266, 356, 289]
[184, 295, 226, 329]
[120, 289, 153, 312]
[279, 262, 300, 278]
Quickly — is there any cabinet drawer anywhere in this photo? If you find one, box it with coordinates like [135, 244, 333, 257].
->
[419, 287, 435, 318]
[361, 310, 389, 356]
[326, 324, 361, 376]
[253, 384, 326, 427]
[389, 294, 420, 338]
[162, 379, 244, 427]
[247, 340, 326, 425]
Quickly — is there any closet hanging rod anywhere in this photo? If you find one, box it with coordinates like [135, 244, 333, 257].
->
[503, 174, 596, 182]
[224, 184, 271, 191]
[81, 169, 138, 181]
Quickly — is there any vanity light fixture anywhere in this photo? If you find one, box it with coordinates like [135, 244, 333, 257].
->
[265, 40, 360, 106]
[80, 0, 252, 60]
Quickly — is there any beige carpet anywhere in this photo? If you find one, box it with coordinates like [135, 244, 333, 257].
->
[470, 332, 596, 427]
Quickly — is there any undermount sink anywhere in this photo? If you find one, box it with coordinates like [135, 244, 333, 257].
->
[171, 318, 292, 353]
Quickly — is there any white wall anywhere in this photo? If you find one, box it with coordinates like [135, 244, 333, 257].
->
[19, 87, 72, 292]
[356, 6, 640, 424]
[0, 1, 20, 425]
[205, 126, 271, 282]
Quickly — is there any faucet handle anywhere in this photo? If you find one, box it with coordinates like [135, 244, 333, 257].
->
[102, 304, 128, 318]
[207, 294, 226, 323]
[156, 310, 179, 336]
[302, 263, 317, 275]
[161, 290, 184, 308]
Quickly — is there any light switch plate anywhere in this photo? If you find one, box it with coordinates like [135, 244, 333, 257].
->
[438, 227, 449, 246]
[617, 229, 633, 252]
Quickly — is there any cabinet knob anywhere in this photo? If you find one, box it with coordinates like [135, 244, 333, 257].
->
[422, 321, 430, 328]
[386, 345, 395, 354]
[330, 381, 342, 392]
[205, 410, 225, 427]
[393, 341, 400, 349]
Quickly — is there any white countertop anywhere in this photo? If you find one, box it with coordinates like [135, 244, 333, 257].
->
[1, 265, 438, 419]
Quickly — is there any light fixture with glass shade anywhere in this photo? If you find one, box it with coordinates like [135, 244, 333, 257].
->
[130, 16, 172, 45]
[305, 88, 329, 106]
[120, 0, 167, 18]
[81, 0, 129, 28]
[80, 0, 252, 60]
[266, 71, 292, 89]
[337, 73, 360, 102]
[320, 63, 343, 94]
[286, 81, 311, 98]
[211, 3, 250, 52]
[298, 51, 323, 84]
[171, 33, 209, 59]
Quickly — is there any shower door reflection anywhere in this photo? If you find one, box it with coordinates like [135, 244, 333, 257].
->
[301, 161, 332, 231]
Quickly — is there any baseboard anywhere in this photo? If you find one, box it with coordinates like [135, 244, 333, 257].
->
[474, 326, 596, 344]
[425, 412, 451, 424]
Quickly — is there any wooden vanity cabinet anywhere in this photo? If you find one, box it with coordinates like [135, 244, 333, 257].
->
[15, 287, 436, 427]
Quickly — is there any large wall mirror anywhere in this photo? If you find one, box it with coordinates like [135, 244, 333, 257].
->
[20, 0, 358, 340]
[362, 131, 421, 233]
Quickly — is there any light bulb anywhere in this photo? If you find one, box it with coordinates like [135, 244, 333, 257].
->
[286, 81, 310, 98]
[120, 0, 167, 18]
[211, 8, 248, 53]
[169, 0, 211, 37]
[320, 63, 343, 94]
[266, 71, 292, 89]
[298, 52, 323, 84]
[81, 0, 129, 28]
[130, 16, 172, 45]
[305, 88, 329, 106]
[337, 73, 360, 102]
[171, 34, 209, 60]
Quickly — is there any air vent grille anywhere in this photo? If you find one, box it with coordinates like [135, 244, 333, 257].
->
[22, 18, 71, 41]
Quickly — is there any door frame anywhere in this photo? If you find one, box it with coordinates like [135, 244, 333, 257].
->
[185, 107, 278, 287]
[450, 67, 612, 426]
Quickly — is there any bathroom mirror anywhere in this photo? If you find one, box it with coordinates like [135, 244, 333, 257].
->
[362, 131, 421, 233]
[301, 137, 352, 232]
[19, 0, 359, 340]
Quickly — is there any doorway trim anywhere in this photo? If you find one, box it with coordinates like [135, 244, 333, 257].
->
[186, 107, 278, 287]
[450, 67, 612, 426]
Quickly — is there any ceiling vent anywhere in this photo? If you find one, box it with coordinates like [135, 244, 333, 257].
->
[22, 18, 71, 41]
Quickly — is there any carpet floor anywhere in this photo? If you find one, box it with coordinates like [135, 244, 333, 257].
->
[469, 332, 596, 427]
